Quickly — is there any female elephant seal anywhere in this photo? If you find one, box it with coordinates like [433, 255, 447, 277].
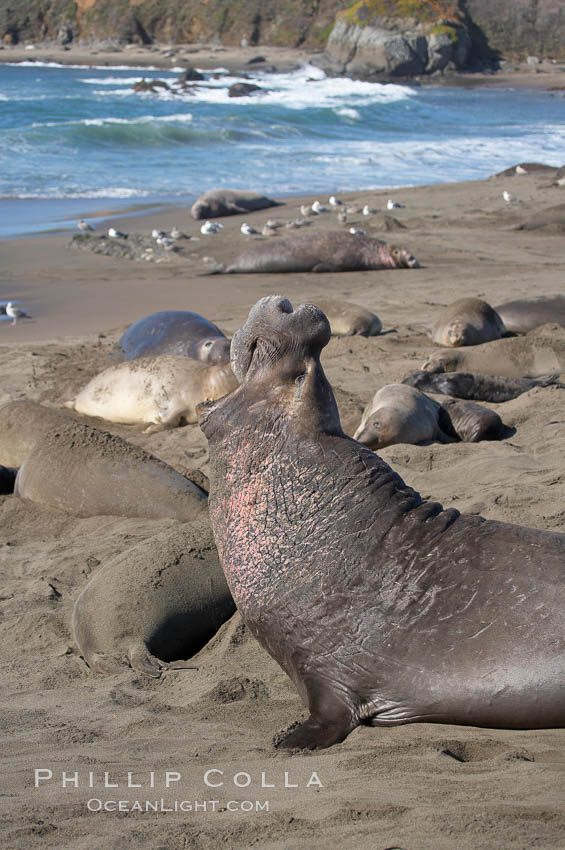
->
[191, 189, 281, 220]
[431, 298, 506, 347]
[403, 370, 565, 403]
[422, 325, 565, 378]
[113, 310, 231, 364]
[200, 295, 565, 750]
[66, 356, 238, 431]
[208, 231, 419, 274]
[73, 519, 235, 677]
[494, 296, 565, 335]
[353, 384, 455, 449]
[313, 299, 382, 337]
[14, 416, 207, 520]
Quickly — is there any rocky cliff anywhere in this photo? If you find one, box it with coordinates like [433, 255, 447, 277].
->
[465, 0, 565, 59]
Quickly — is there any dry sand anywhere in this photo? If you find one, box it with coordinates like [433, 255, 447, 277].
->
[2, 169, 565, 849]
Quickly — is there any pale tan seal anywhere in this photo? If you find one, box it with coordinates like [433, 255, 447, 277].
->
[73, 519, 235, 677]
[66, 356, 238, 431]
[494, 296, 565, 334]
[423, 324, 565, 378]
[191, 189, 281, 220]
[431, 298, 506, 347]
[312, 298, 382, 337]
[353, 384, 455, 449]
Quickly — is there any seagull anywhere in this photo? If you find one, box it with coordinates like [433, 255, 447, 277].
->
[6, 301, 32, 325]
[77, 219, 95, 232]
[241, 223, 259, 236]
[156, 235, 176, 250]
[503, 190, 519, 204]
[108, 227, 128, 239]
[262, 225, 277, 236]
[170, 226, 187, 240]
[387, 199, 405, 210]
[311, 200, 329, 214]
[200, 220, 223, 235]
[362, 204, 376, 216]
[265, 219, 284, 229]
[300, 204, 315, 217]
[349, 227, 366, 235]
[329, 195, 343, 206]
[346, 205, 359, 214]
[337, 210, 347, 224]
[515, 165, 528, 175]
[152, 228, 167, 239]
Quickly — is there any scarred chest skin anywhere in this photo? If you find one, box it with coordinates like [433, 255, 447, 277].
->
[201, 296, 565, 750]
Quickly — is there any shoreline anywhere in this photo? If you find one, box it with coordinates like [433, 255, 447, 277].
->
[2, 41, 565, 91]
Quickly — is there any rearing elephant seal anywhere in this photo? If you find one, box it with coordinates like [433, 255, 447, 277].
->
[208, 231, 419, 274]
[113, 310, 231, 364]
[73, 519, 235, 677]
[191, 189, 281, 220]
[66, 356, 238, 430]
[431, 298, 506, 347]
[200, 296, 565, 750]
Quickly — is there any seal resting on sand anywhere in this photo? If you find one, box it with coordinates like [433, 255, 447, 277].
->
[515, 204, 565, 234]
[207, 231, 419, 274]
[191, 189, 281, 220]
[14, 417, 207, 520]
[436, 397, 504, 443]
[422, 325, 565, 378]
[66, 356, 238, 432]
[431, 298, 506, 347]
[200, 295, 565, 750]
[312, 299, 382, 337]
[113, 310, 231, 364]
[403, 370, 565, 402]
[495, 296, 565, 335]
[73, 519, 235, 677]
[353, 384, 455, 449]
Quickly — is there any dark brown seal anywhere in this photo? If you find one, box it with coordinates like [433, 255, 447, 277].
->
[200, 296, 565, 750]
[191, 189, 281, 220]
[402, 370, 565, 403]
[113, 310, 231, 364]
[208, 230, 419, 274]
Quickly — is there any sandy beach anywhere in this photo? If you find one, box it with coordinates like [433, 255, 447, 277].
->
[2, 162, 565, 850]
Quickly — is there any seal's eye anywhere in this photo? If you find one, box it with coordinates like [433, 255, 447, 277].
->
[203, 340, 214, 348]
[295, 373, 306, 386]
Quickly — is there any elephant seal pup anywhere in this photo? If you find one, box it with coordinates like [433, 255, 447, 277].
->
[0, 465, 17, 494]
[208, 231, 419, 274]
[494, 296, 565, 334]
[515, 203, 565, 234]
[113, 310, 231, 364]
[312, 299, 382, 337]
[431, 298, 506, 347]
[15, 418, 207, 520]
[438, 398, 504, 442]
[200, 295, 565, 750]
[352, 384, 454, 449]
[403, 370, 565, 403]
[66, 356, 238, 431]
[191, 189, 281, 220]
[73, 519, 235, 677]
[422, 325, 565, 378]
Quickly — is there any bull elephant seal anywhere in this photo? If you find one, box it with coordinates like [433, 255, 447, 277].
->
[14, 416, 207, 520]
[191, 189, 281, 220]
[313, 299, 382, 337]
[200, 295, 565, 750]
[113, 310, 231, 364]
[494, 296, 565, 334]
[422, 325, 565, 378]
[66, 356, 238, 431]
[73, 519, 235, 677]
[403, 370, 565, 403]
[353, 384, 455, 449]
[208, 231, 419, 274]
[431, 298, 506, 347]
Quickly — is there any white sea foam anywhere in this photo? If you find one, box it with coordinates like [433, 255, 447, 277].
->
[335, 107, 361, 120]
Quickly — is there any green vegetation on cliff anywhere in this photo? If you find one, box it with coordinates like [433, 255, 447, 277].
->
[338, 0, 462, 27]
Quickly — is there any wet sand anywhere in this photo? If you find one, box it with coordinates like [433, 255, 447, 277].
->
[2, 169, 565, 848]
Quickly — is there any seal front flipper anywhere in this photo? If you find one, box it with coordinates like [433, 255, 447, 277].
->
[275, 685, 357, 750]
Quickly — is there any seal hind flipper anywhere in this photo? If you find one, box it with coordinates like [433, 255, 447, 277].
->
[128, 643, 198, 677]
[275, 682, 357, 750]
[86, 652, 127, 675]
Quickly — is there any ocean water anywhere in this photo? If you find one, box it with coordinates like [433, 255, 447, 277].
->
[1, 60, 564, 237]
